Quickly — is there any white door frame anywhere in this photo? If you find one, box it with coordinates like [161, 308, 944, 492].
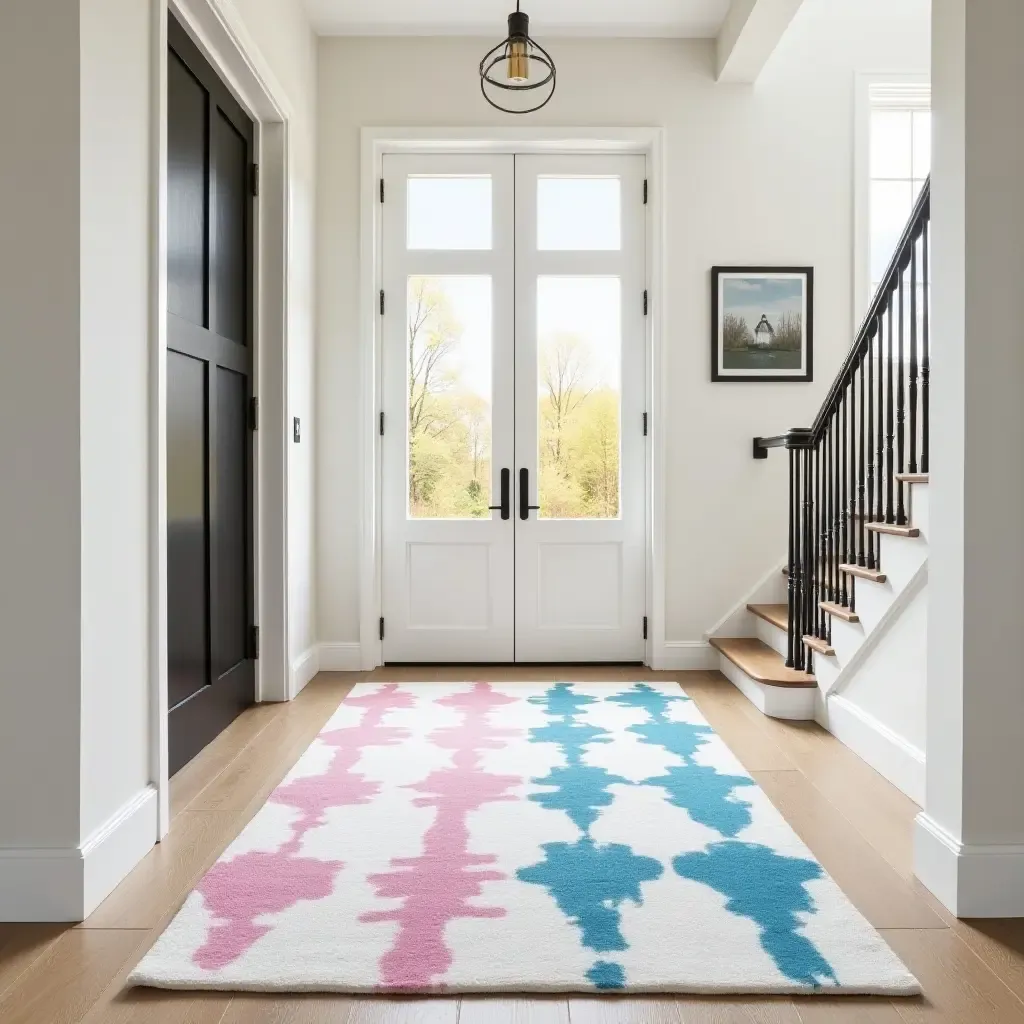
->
[359, 127, 667, 669]
[150, 0, 292, 836]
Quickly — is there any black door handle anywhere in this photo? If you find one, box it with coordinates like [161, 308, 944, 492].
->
[519, 468, 541, 520]
[488, 468, 510, 520]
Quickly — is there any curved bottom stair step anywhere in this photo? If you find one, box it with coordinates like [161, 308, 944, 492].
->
[709, 636, 816, 687]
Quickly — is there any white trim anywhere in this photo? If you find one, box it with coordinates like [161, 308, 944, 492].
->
[0, 786, 157, 923]
[819, 694, 925, 804]
[914, 813, 1024, 918]
[151, 0, 293, 836]
[290, 645, 321, 696]
[716, 657, 816, 720]
[359, 127, 665, 670]
[654, 642, 717, 671]
[318, 642, 365, 672]
[853, 71, 931, 328]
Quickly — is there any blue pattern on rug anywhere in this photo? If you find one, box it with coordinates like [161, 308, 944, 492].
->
[518, 684, 663, 988]
[674, 841, 839, 987]
[609, 684, 756, 837]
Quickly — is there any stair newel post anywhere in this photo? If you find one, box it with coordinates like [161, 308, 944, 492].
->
[866, 321, 876, 568]
[896, 260, 907, 525]
[803, 444, 813, 658]
[909, 231, 920, 475]
[885, 299, 896, 524]
[786, 444, 797, 669]
[815, 440, 823, 640]
[921, 215, 930, 474]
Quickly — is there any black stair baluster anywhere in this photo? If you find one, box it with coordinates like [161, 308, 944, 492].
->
[786, 445, 796, 669]
[921, 217, 930, 474]
[839, 384, 848, 607]
[885, 299, 895, 524]
[858, 345, 867, 566]
[896, 264, 907, 524]
[804, 446, 814, 657]
[909, 234, 920, 475]
[876, 306, 886, 538]
[815, 442, 823, 639]
[866, 321, 876, 568]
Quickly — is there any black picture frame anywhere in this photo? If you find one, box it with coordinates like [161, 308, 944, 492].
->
[711, 266, 814, 382]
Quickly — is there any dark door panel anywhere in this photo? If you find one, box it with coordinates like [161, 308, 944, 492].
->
[167, 13, 255, 775]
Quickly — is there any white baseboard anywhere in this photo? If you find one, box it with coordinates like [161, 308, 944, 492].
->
[318, 642, 364, 672]
[716, 655, 816, 720]
[652, 641, 717, 671]
[818, 694, 925, 804]
[290, 645, 321, 697]
[914, 813, 1024, 917]
[0, 785, 157, 922]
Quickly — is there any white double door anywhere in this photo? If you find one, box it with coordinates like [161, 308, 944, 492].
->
[381, 152, 647, 662]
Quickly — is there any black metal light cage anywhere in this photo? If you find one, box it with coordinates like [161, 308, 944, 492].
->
[479, 4, 556, 114]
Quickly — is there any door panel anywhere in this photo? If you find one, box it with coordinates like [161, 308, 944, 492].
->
[380, 153, 647, 664]
[381, 154, 515, 662]
[513, 155, 647, 662]
[167, 350, 208, 708]
[167, 14, 255, 773]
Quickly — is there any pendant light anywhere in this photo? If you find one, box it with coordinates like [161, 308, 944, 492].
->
[479, 2, 556, 114]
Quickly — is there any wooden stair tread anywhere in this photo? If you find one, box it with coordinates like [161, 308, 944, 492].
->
[840, 563, 887, 583]
[820, 600, 860, 623]
[710, 636, 816, 687]
[747, 603, 788, 631]
[866, 522, 920, 538]
[896, 472, 929, 484]
[803, 634, 836, 656]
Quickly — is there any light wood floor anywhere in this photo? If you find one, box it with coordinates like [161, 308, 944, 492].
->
[2, 667, 1023, 1023]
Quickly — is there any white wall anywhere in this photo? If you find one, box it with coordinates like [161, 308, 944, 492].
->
[314, 0, 931, 651]
[916, 0, 1024, 918]
[0, 0, 84, 854]
[228, 0, 319, 672]
[0, 0, 317, 920]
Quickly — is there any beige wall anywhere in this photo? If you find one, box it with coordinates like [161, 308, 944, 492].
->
[314, 0, 931, 650]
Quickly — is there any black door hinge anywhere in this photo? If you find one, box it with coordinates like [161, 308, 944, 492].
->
[643, 290, 649, 316]
[643, 616, 648, 641]
[249, 396, 258, 431]
[379, 616, 385, 641]
[643, 412, 648, 437]
[380, 177, 385, 203]
[250, 625, 260, 659]
[380, 289, 385, 316]
[250, 163, 260, 197]
[379, 411, 385, 436]
[643, 179, 648, 205]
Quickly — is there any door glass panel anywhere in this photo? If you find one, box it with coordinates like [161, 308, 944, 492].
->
[407, 276, 493, 518]
[407, 176, 492, 250]
[536, 277, 621, 519]
[537, 177, 621, 251]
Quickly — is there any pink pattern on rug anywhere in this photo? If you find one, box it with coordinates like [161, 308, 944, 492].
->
[193, 684, 415, 970]
[361, 683, 522, 989]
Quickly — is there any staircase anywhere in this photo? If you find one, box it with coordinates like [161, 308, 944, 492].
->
[708, 180, 931, 800]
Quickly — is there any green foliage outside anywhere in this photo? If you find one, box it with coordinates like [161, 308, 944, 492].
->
[408, 276, 620, 521]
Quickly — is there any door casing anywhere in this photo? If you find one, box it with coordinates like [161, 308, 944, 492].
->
[359, 128, 667, 670]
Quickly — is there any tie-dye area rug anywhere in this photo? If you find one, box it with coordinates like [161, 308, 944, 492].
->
[131, 681, 919, 996]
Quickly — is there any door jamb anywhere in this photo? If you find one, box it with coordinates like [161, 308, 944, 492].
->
[359, 128, 666, 670]
[151, 0, 292, 836]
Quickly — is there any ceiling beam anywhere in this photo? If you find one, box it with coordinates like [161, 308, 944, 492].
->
[716, 0, 807, 83]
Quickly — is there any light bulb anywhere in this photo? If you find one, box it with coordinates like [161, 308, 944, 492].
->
[508, 40, 529, 83]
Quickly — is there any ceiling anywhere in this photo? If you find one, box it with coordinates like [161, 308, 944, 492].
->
[302, 0, 733, 38]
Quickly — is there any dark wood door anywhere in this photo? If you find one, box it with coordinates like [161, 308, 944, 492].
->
[166, 14, 255, 775]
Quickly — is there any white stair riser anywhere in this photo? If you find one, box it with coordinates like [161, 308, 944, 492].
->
[754, 615, 788, 658]
[716, 655, 816, 721]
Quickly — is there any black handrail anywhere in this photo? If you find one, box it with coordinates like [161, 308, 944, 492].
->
[753, 177, 930, 671]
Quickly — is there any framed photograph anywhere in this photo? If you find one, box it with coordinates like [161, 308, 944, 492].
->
[711, 267, 814, 382]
